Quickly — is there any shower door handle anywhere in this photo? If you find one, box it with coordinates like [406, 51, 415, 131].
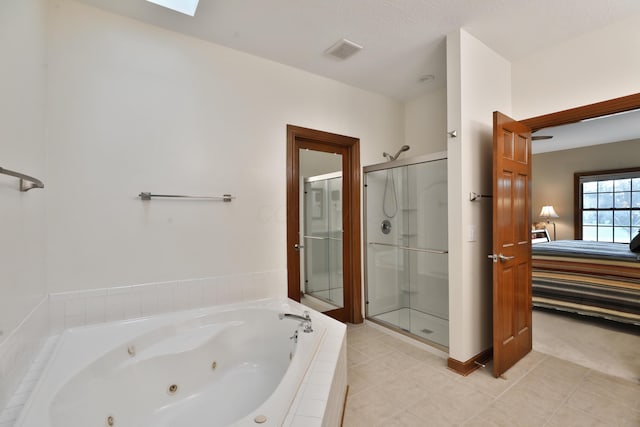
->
[294, 243, 304, 251]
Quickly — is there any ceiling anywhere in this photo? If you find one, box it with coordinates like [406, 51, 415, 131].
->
[75, 0, 640, 151]
[77, 0, 640, 101]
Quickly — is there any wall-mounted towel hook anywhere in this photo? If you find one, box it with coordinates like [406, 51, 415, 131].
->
[469, 192, 492, 202]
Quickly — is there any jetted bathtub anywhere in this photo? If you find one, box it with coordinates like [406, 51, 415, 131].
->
[15, 299, 337, 427]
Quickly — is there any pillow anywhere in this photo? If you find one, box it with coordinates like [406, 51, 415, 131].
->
[630, 230, 640, 253]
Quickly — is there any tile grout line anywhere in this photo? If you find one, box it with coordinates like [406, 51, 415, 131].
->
[559, 369, 640, 425]
[346, 348, 429, 399]
[541, 366, 592, 427]
[459, 353, 569, 426]
[490, 353, 550, 402]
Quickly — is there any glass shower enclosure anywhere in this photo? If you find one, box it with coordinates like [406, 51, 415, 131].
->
[364, 152, 448, 349]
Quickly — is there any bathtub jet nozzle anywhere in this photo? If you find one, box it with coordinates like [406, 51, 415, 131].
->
[279, 311, 313, 333]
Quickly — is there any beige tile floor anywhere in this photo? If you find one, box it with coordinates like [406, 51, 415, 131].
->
[343, 322, 640, 426]
[532, 309, 640, 382]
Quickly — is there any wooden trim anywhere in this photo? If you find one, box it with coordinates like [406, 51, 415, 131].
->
[286, 125, 363, 324]
[339, 385, 349, 427]
[348, 140, 363, 324]
[573, 166, 640, 239]
[447, 348, 493, 376]
[286, 126, 300, 303]
[521, 92, 640, 132]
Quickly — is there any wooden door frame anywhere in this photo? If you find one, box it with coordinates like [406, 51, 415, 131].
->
[286, 125, 363, 324]
[521, 92, 640, 131]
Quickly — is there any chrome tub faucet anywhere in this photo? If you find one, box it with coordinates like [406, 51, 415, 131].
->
[279, 310, 313, 333]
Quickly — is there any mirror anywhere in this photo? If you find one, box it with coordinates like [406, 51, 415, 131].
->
[299, 149, 344, 313]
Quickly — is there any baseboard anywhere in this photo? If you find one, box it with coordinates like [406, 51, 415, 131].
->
[447, 347, 493, 376]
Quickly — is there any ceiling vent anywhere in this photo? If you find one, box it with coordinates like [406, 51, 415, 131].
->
[324, 39, 363, 60]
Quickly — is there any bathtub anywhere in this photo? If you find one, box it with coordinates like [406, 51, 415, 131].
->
[15, 298, 346, 427]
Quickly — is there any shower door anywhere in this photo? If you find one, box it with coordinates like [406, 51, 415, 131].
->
[365, 155, 448, 348]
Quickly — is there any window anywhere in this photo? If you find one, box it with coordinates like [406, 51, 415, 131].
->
[575, 168, 640, 243]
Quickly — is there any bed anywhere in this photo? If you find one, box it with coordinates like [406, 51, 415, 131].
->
[531, 239, 640, 325]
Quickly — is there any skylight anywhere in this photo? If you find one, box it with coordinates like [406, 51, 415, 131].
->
[146, 0, 200, 16]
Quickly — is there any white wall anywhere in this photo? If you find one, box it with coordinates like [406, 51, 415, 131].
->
[0, 0, 47, 342]
[403, 87, 447, 155]
[45, 0, 403, 294]
[532, 138, 640, 241]
[447, 29, 511, 362]
[512, 14, 640, 119]
[0, 0, 48, 410]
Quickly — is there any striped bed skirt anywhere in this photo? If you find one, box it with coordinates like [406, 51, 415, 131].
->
[532, 255, 640, 326]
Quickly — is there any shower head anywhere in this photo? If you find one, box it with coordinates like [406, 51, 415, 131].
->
[383, 145, 411, 161]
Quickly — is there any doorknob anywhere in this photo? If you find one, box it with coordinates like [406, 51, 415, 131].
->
[294, 243, 304, 251]
[488, 253, 514, 263]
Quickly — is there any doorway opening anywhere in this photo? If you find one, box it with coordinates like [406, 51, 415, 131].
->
[489, 92, 640, 377]
[523, 92, 640, 381]
[286, 125, 363, 323]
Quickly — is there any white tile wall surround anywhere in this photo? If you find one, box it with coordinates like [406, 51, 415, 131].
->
[48, 269, 287, 333]
[49, 270, 287, 334]
[0, 298, 48, 417]
[0, 335, 59, 427]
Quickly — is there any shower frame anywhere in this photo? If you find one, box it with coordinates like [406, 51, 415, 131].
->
[363, 150, 449, 351]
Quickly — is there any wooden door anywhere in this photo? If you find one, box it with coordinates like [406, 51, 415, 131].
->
[492, 111, 532, 378]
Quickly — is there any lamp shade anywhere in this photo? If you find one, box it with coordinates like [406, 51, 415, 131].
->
[539, 205, 559, 219]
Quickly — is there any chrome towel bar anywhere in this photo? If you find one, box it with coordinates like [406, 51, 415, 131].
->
[0, 167, 44, 192]
[368, 242, 448, 254]
[138, 192, 234, 202]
